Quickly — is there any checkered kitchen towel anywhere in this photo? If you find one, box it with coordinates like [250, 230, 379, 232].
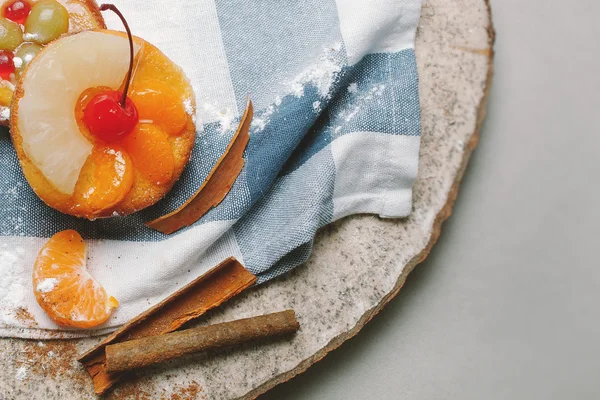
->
[0, 0, 422, 338]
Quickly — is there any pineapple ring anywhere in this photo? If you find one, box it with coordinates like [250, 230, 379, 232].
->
[10, 30, 196, 219]
[0, 0, 105, 124]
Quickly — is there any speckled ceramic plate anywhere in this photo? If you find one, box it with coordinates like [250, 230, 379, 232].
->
[0, 0, 493, 398]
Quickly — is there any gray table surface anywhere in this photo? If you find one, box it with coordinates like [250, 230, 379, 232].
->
[262, 1, 600, 399]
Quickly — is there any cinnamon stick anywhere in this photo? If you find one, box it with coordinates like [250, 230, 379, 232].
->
[146, 98, 253, 234]
[78, 257, 256, 395]
[105, 310, 299, 373]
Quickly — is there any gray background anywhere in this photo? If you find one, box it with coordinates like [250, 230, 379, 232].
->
[262, 1, 600, 399]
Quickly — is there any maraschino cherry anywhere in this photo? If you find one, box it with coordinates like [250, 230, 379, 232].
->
[3, 0, 32, 25]
[0, 50, 15, 80]
[82, 4, 138, 142]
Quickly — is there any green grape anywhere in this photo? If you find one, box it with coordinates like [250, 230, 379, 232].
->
[0, 17, 23, 51]
[14, 42, 43, 76]
[24, 0, 69, 45]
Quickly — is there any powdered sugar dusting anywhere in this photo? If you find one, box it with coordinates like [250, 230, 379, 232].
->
[202, 102, 237, 134]
[0, 243, 28, 325]
[216, 108, 236, 133]
[0, 107, 10, 121]
[198, 43, 343, 135]
[341, 84, 387, 123]
[183, 98, 194, 116]
[0, 243, 35, 328]
[183, 97, 197, 124]
[36, 278, 58, 293]
[15, 366, 27, 381]
[345, 107, 361, 122]
[3, 215, 25, 236]
[250, 44, 342, 133]
[288, 45, 343, 99]
[251, 102, 277, 132]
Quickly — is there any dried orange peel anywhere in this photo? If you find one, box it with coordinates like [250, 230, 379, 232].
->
[33, 229, 118, 328]
[10, 29, 196, 219]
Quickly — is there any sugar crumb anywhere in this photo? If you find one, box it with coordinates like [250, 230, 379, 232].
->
[15, 366, 27, 381]
[312, 101, 321, 113]
[183, 98, 194, 117]
[36, 278, 58, 293]
[0, 107, 10, 121]
[288, 44, 342, 99]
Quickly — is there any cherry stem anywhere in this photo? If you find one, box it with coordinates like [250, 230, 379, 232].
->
[99, 4, 134, 109]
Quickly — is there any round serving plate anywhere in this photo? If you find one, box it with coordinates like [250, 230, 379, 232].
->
[0, 0, 493, 398]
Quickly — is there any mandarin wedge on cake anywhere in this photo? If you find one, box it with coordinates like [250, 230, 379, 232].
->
[0, 0, 105, 123]
[33, 229, 118, 328]
[10, 4, 196, 219]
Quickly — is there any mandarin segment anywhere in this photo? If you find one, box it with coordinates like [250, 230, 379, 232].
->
[123, 123, 174, 185]
[33, 229, 118, 328]
[73, 145, 134, 215]
[130, 78, 187, 136]
[129, 43, 180, 85]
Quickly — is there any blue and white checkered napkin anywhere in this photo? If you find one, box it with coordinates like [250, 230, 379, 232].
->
[0, 0, 422, 337]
